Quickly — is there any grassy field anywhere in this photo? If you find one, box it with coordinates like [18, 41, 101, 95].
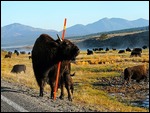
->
[1, 49, 149, 112]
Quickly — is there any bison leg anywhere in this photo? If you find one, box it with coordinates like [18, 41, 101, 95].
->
[144, 76, 147, 82]
[39, 80, 46, 97]
[65, 85, 72, 101]
[50, 82, 55, 99]
[126, 75, 132, 85]
[39, 86, 44, 97]
[59, 84, 64, 100]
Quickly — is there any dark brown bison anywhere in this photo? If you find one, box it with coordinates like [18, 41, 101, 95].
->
[29, 56, 32, 59]
[133, 48, 142, 53]
[32, 34, 80, 98]
[126, 47, 131, 52]
[130, 50, 141, 57]
[14, 50, 19, 56]
[87, 49, 93, 55]
[142, 45, 147, 49]
[48, 61, 75, 101]
[4, 51, 12, 58]
[4, 54, 11, 58]
[105, 47, 109, 51]
[130, 48, 142, 57]
[118, 50, 125, 53]
[11, 64, 26, 73]
[20, 51, 26, 54]
[123, 65, 147, 85]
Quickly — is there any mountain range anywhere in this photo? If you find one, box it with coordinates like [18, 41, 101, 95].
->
[1, 17, 149, 48]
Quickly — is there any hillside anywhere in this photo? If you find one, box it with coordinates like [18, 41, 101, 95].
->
[73, 30, 149, 50]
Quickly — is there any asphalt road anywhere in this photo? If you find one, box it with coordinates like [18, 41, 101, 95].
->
[1, 80, 55, 112]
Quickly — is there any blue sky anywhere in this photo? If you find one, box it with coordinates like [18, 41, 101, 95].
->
[1, 1, 149, 31]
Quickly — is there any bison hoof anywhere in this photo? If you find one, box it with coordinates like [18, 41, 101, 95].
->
[39, 94, 43, 97]
[59, 96, 64, 100]
[68, 97, 72, 101]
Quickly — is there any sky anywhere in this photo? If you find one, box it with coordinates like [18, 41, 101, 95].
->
[1, 1, 149, 31]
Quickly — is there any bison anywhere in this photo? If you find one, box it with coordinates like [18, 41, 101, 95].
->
[11, 64, 26, 73]
[48, 61, 75, 101]
[87, 49, 93, 55]
[4, 51, 12, 58]
[4, 54, 11, 58]
[118, 50, 125, 53]
[29, 56, 32, 59]
[31, 34, 80, 99]
[130, 48, 142, 57]
[105, 47, 109, 51]
[130, 50, 142, 57]
[126, 47, 131, 52]
[123, 65, 148, 85]
[14, 50, 19, 56]
[142, 45, 147, 49]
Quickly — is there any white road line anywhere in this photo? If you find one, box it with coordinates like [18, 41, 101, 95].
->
[1, 95, 29, 112]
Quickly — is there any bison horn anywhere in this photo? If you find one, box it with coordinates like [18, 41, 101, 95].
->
[57, 34, 62, 42]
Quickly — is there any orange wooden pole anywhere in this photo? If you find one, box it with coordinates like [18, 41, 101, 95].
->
[54, 18, 67, 100]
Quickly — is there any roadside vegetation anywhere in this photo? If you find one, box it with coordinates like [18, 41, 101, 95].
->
[1, 48, 149, 112]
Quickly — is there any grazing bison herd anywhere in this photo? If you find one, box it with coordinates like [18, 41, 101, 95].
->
[2, 34, 149, 101]
[87, 46, 147, 57]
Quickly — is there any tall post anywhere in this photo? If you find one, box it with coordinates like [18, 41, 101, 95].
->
[54, 18, 67, 100]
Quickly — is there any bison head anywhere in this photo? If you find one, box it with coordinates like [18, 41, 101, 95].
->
[56, 35, 80, 61]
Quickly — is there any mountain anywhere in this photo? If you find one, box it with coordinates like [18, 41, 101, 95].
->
[65, 18, 149, 35]
[1, 23, 58, 47]
[1, 18, 149, 48]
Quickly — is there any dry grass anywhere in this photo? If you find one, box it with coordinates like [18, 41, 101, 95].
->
[1, 49, 149, 112]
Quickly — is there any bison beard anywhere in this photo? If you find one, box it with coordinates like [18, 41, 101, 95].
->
[32, 34, 79, 100]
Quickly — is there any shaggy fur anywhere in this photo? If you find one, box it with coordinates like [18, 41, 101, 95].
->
[32, 34, 79, 98]
[124, 65, 147, 84]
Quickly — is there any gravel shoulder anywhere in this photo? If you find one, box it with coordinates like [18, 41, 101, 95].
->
[1, 79, 99, 112]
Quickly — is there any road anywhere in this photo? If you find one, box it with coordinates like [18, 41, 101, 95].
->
[1, 79, 96, 112]
[1, 80, 57, 112]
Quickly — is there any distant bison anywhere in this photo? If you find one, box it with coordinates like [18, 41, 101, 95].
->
[20, 51, 26, 54]
[123, 65, 147, 85]
[11, 64, 26, 73]
[4, 54, 11, 58]
[126, 47, 131, 52]
[14, 50, 19, 56]
[142, 45, 147, 49]
[112, 48, 116, 51]
[130, 48, 142, 57]
[87, 49, 93, 55]
[29, 56, 32, 59]
[118, 50, 125, 53]
[105, 47, 109, 51]
[32, 34, 80, 98]
[99, 48, 104, 51]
